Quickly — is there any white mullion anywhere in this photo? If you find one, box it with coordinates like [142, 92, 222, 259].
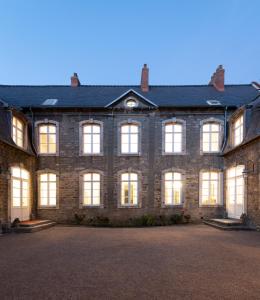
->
[128, 126, 131, 153]
[91, 173, 93, 205]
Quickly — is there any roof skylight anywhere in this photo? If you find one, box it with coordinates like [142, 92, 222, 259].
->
[206, 100, 221, 106]
[42, 99, 58, 105]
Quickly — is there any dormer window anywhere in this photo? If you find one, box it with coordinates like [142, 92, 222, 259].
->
[233, 114, 244, 146]
[12, 116, 24, 148]
[125, 99, 138, 108]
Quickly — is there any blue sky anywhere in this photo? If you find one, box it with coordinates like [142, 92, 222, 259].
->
[0, 0, 259, 85]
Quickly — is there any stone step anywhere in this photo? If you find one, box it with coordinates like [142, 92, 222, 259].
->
[19, 219, 53, 227]
[203, 220, 251, 231]
[210, 218, 243, 226]
[15, 220, 56, 233]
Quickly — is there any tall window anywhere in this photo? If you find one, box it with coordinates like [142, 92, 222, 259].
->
[83, 124, 101, 154]
[233, 115, 243, 146]
[39, 124, 57, 154]
[121, 124, 139, 154]
[164, 172, 182, 205]
[39, 173, 57, 207]
[11, 167, 29, 208]
[12, 116, 24, 148]
[200, 171, 221, 205]
[164, 122, 183, 153]
[83, 173, 101, 206]
[226, 165, 244, 218]
[202, 123, 220, 152]
[121, 172, 138, 206]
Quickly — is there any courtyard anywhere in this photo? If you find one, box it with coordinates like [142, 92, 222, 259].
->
[0, 225, 260, 299]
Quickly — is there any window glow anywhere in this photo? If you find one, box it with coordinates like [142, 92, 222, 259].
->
[11, 167, 29, 208]
[164, 172, 182, 205]
[39, 173, 57, 207]
[12, 116, 24, 148]
[164, 123, 183, 153]
[202, 123, 220, 152]
[121, 172, 138, 206]
[201, 171, 220, 205]
[83, 173, 101, 206]
[39, 124, 57, 154]
[121, 124, 139, 154]
[83, 124, 101, 154]
[234, 115, 243, 146]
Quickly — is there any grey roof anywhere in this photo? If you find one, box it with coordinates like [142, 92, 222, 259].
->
[0, 84, 258, 109]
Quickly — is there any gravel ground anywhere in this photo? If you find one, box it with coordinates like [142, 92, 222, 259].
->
[0, 225, 260, 300]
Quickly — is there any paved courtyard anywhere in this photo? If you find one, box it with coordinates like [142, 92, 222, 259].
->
[0, 225, 260, 300]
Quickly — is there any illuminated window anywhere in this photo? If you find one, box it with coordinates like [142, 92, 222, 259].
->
[12, 116, 24, 148]
[38, 124, 57, 154]
[11, 167, 29, 208]
[200, 171, 221, 205]
[121, 124, 139, 154]
[39, 173, 57, 207]
[121, 172, 138, 206]
[83, 124, 101, 154]
[202, 123, 220, 152]
[164, 172, 182, 205]
[164, 122, 183, 153]
[83, 173, 101, 206]
[233, 115, 243, 146]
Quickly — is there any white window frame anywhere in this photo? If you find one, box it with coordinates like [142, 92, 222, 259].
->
[162, 119, 186, 155]
[162, 169, 184, 207]
[200, 118, 223, 154]
[233, 114, 244, 146]
[79, 170, 104, 208]
[38, 171, 59, 208]
[119, 121, 141, 155]
[79, 120, 103, 156]
[35, 120, 59, 156]
[11, 166, 30, 208]
[12, 116, 25, 148]
[199, 170, 223, 206]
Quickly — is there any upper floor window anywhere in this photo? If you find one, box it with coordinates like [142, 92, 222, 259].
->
[164, 172, 182, 205]
[233, 115, 243, 146]
[200, 171, 222, 206]
[83, 123, 101, 154]
[120, 172, 138, 206]
[38, 124, 57, 154]
[164, 121, 184, 154]
[83, 173, 101, 206]
[202, 123, 221, 152]
[121, 124, 139, 154]
[12, 116, 24, 148]
[39, 173, 57, 207]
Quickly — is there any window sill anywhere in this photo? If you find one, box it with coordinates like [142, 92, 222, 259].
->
[118, 205, 140, 209]
[38, 153, 59, 157]
[79, 153, 104, 157]
[162, 152, 186, 156]
[38, 206, 58, 210]
[199, 204, 223, 208]
[81, 205, 104, 208]
[162, 204, 183, 208]
[118, 153, 141, 157]
[200, 152, 221, 155]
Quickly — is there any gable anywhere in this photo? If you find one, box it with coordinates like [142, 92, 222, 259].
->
[105, 89, 158, 109]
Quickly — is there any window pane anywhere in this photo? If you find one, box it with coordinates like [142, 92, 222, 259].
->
[130, 125, 138, 133]
[121, 182, 129, 204]
[84, 173, 92, 181]
[40, 134, 47, 144]
[92, 173, 100, 181]
[49, 174, 56, 181]
[49, 134, 56, 144]
[165, 143, 173, 153]
[121, 173, 128, 181]
[40, 144, 48, 153]
[121, 143, 129, 153]
[40, 174, 48, 181]
[130, 173, 138, 181]
[130, 143, 138, 153]
[92, 134, 100, 144]
[121, 125, 129, 133]
[39, 126, 48, 133]
[92, 125, 100, 133]
[84, 125, 92, 133]
[165, 172, 173, 180]
[211, 124, 219, 132]
[173, 143, 182, 152]
[203, 124, 210, 132]
[48, 125, 56, 133]
[92, 143, 100, 153]
[49, 143, 56, 153]
[174, 124, 182, 132]
[165, 124, 173, 133]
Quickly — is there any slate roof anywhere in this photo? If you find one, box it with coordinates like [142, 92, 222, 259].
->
[0, 84, 258, 109]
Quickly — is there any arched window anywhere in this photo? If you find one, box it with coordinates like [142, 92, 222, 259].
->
[83, 172, 101, 206]
[82, 123, 101, 154]
[200, 171, 222, 205]
[39, 173, 57, 207]
[202, 123, 220, 152]
[121, 123, 139, 154]
[163, 120, 185, 154]
[12, 116, 24, 148]
[233, 114, 244, 146]
[38, 123, 57, 154]
[164, 172, 182, 205]
[120, 172, 138, 206]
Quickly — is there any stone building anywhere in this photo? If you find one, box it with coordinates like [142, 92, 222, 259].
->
[0, 65, 259, 228]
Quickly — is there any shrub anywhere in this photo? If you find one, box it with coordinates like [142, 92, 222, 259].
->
[184, 214, 191, 223]
[74, 213, 86, 225]
[170, 214, 183, 224]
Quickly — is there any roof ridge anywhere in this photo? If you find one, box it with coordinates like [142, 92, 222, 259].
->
[0, 84, 253, 87]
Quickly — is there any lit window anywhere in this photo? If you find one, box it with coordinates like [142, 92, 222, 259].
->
[202, 123, 220, 152]
[39, 124, 57, 154]
[39, 173, 57, 207]
[11, 167, 29, 208]
[12, 116, 24, 148]
[83, 124, 101, 154]
[233, 115, 243, 146]
[226, 165, 245, 218]
[200, 171, 221, 205]
[121, 172, 138, 206]
[83, 173, 101, 206]
[125, 99, 137, 108]
[164, 172, 182, 205]
[121, 124, 139, 154]
[164, 123, 183, 153]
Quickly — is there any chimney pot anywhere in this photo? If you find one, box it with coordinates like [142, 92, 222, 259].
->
[141, 64, 149, 92]
[71, 72, 80, 87]
[209, 65, 225, 92]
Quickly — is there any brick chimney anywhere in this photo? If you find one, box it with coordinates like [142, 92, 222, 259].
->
[209, 65, 225, 92]
[141, 64, 149, 92]
[71, 73, 80, 87]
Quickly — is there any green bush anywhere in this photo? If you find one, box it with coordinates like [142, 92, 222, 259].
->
[170, 214, 183, 224]
[74, 213, 86, 225]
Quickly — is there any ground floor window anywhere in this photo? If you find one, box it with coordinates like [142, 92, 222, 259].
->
[200, 171, 222, 205]
[39, 173, 57, 207]
[12, 167, 29, 208]
[83, 173, 101, 206]
[164, 172, 182, 205]
[120, 172, 138, 206]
